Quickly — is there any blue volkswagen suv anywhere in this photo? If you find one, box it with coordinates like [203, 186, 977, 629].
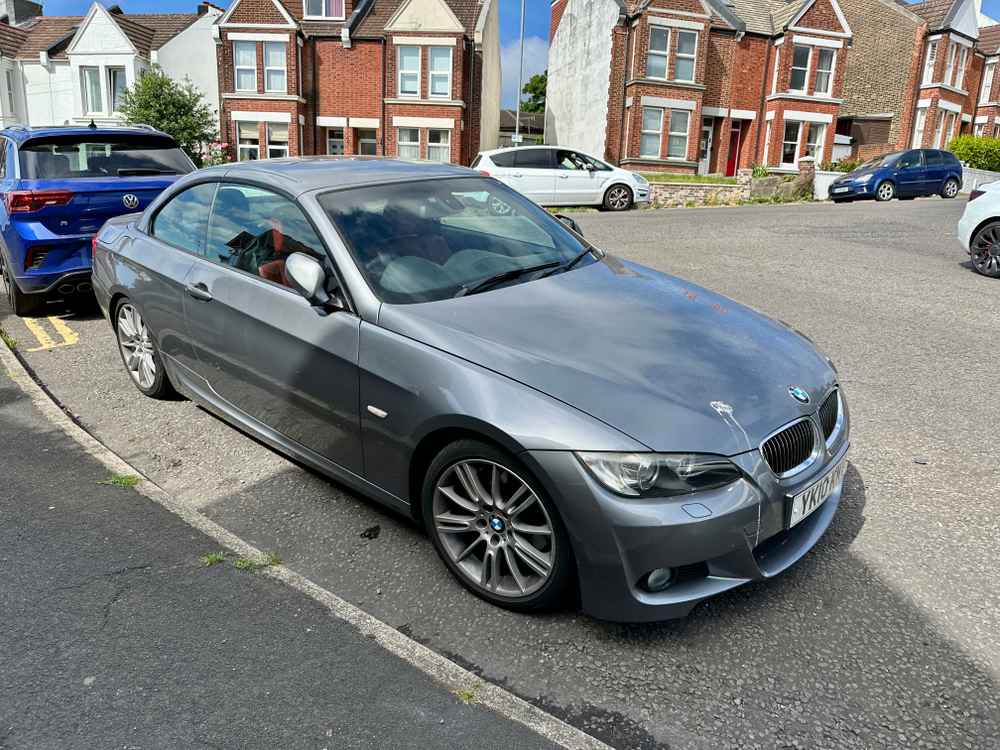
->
[0, 125, 194, 316]
[828, 148, 963, 203]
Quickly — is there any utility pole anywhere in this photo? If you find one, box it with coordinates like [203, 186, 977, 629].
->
[514, 0, 525, 144]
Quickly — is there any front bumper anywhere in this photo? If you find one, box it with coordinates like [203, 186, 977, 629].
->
[523, 405, 850, 622]
[634, 185, 651, 204]
[829, 181, 873, 200]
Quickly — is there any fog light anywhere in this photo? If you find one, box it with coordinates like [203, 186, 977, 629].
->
[642, 568, 675, 593]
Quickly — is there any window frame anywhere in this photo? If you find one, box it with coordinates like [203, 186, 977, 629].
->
[781, 120, 802, 168]
[814, 48, 835, 97]
[912, 108, 927, 148]
[640, 106, 663, 158]
[945, 42, 958, 87]
[4, 69, 15, 114]
[397, 127, 421, 159]
[266, 122, 289, 159]
[80, 66, 103, 115]
[428, 46, 452, 99]
[107, 66, 127, 114]
[803, 123, 825, 162]
[357, 129, 378, 155]
[647, 27, 670, 80]
[149, 180, 219, 257]
[982, 61, 996, 101]
[397, 45, 421, 98]
[771, 45, 781, 95]
[667, 110, 690, 160]
[922, 40, 937, 86]
[263, 41, 288, 94]
[237, 121, 261, 161]
[954, 44, 968, 90]
[427, 129, 450, 162]
[303, 0, 346, 20]
[234, 40, 258, 93]
[674, 30, 698, 83]
[789, 45, 811, 94]
[327, 127, 344, 155]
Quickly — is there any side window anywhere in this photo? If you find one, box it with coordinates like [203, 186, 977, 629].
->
[556, 149, 585, 170]
[151, 183, 217, 255]
[925, 150, 944, 166]
[205, 183, 328, 290]
[490, 152, 516, 168]
[897, 151, 921, 169]
[0, 139, 7, 179]
[514, 149, 552, 169]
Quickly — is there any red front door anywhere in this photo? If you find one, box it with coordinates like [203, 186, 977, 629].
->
[726, 122, 743, 177]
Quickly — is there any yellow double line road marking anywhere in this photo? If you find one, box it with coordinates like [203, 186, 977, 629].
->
[23, 316, 79, 352]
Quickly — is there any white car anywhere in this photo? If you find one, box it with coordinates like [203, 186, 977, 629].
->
[957, 181, 1000, 277]
[473, 146, 650, 211]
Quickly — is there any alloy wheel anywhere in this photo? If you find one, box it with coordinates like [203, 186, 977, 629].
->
[116, 303, 157, 389]
[432, 459, 555, 599]
[877, 183, 894, 201]
[606, 186, 632, 210]
[944, 180, 959, 198]
[971, 225, 1000, 277]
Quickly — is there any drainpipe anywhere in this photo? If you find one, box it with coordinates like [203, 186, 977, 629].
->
[467, 37, 474, 161]
[311, 36, 319, 155]
[380, 37, 386, 155]
[616, 12, 633, 166]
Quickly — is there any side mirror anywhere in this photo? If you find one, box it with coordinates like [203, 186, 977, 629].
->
[554, 213, 583, 237]
[286, 252, 338, 313]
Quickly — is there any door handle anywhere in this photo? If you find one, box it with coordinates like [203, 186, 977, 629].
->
[558, 175, 569, 179]
[185, 282, 213, 302]
[512, 172, 523, 178]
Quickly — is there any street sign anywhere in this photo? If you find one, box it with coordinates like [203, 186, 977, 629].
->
[511, 133, 524, 144]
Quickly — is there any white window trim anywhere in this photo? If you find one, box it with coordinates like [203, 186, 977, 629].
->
[266, 122, 289, 159]
[263, 41, 287, 94]
[922, 40, 937, 87]
[397, 127, 421, 159]
[427, 129, 450, 162]
[981, 61, 995, 101]
[326, 127, 344, 155]
[303, 0, 346, 21]
[107, 66, 126, 114]
[640, 107, 663, 158]
[667, 109, 690, 159]
[945, 42, 958, 87]
[814, 48, 835, 97]
[234, 40, 257, 93]
[647, 26, 670, 80]
[80, 66, 103, 115]
[674, 30, 698, 83]
[804, 122, 825, 163]
[237, 122, 260, 161]
[764, 120, 772, 164]
[397, 45, 420, 98]
[5, 70, 15, 113]
[771, 45, 780, 95]
[912, 107, 927, 148]
[780, 120, 803, 168]
[955, 45, 968, 90]
[789, 45, 811, 95]
[428, 46, 452, 99]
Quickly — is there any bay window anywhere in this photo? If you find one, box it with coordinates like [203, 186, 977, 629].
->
[304, 0, 344, 18]
[266, 123, 288, 159]
[771, 46, 780, 94]
[667, 110, 690, 159]
[264, 41, 287, 93]
[945, 43, 958, 87]
[781, 121, 802, 167]
[398, 46, 420, 97]
[814, 48, 835, 96]
[429, 47, 452, 98]
[981, 61, 995, 101]
[922, 40, 937, 86]
[5, 70, 15, 113]
[237, 121, 259, 161]
[327, 127, 344, 155]
[234, 41, 257, 92]
[428, 130, 450, 162]
[639, 107, 663, 157]
[398, 127, 420, 159]
[81, 66, 102, 114]
[647, 28, 669, 80]
[954, 45, 968, 89]
[789, 45, 810, 92]
[675, 31, 697, 83]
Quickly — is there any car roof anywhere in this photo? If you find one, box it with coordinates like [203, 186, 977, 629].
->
[481, 145, 553, 156]
[0, 124, 172, 145]
[207, 157, 478, 197]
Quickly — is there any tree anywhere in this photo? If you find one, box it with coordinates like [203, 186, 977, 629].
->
[119, 66, 218, 166]
[520, 71, 546, 113]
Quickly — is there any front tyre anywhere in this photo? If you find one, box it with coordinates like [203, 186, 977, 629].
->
[603, 184, 634, 211]
[970, 221, 1000, 278]
[113, 298, 176, 399]
[422, 439, 574, 613]
[875, 181, 895, 202]
[941, 178, 960, 199]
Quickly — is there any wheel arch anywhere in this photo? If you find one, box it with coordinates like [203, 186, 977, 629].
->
[969, 215, 1000, 246]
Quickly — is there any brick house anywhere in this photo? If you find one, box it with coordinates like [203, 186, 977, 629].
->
[546, 0, 853, 175]
[214, 0, 500, 165]
[971, 25, 1000, 135]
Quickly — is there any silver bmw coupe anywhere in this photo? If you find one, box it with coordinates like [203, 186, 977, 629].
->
[93, 158, 849, 622]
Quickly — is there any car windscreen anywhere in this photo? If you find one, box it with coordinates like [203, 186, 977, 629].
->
[19, 135, 195, 180]
[860, 152, 901, 170]
[319, 176, 597, 304]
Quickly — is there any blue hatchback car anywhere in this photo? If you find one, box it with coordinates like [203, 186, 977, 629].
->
[0, 125, 194, 316]
[828, 148, 963, 204]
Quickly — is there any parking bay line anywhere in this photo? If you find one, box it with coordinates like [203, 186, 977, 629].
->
[0, 339, 611, 750]
[23, 316, 79, 352]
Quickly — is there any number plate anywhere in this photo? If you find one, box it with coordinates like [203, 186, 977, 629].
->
[789, 456, 848, 528]
[832, 187, 849, 194]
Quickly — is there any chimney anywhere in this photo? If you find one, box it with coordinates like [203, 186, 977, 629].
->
[5, 0, 42, 26]
[198, 3, 209, 15]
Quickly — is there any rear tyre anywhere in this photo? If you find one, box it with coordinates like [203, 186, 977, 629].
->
[941, 178, 960, 199]
[422, 439, 574, 613]
[970, 221, 1000, 278]
[1, 256, 42, 317]
[113, 297, 176, 399]
[875, 181, 895, 202]
[603, 184, 634, 211]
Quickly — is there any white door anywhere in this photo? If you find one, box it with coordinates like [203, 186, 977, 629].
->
[553, 149, 603, 205]
[698, 121, 714, 174]
[507, 148, 556, 205]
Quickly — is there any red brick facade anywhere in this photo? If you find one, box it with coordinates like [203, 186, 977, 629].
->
[217, 0, 489, 165]
[557, 0, 853, 175]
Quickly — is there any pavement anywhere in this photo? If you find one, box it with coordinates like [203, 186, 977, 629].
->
[1, 197, 999, 749]
[0, 369, 561, 750]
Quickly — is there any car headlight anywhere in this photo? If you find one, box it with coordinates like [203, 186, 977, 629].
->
[855, 173, 874, 184]
[576, 452, 742, 497]
[633, 173, 649, 186]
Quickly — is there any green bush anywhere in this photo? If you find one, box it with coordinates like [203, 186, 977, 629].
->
[948, 135, 1000, 171]
[819, 158, 862, 173]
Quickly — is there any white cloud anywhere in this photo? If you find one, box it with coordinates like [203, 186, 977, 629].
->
[500, 35, 548, 109]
